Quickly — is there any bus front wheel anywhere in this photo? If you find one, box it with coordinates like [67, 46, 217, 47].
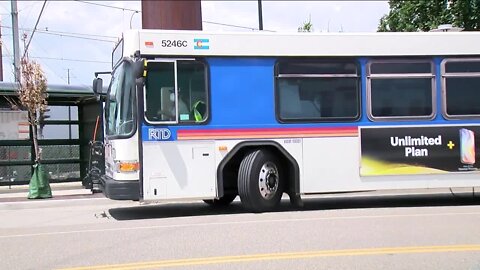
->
[238, 149, 284, 212]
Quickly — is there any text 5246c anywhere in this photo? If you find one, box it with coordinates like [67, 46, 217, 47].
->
[161, 40, 188, 47]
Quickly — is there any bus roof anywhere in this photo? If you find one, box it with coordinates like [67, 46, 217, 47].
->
[122, 29, 480, 58]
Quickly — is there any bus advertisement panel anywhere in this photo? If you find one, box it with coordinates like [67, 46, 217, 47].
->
[360, 125, 480, 176]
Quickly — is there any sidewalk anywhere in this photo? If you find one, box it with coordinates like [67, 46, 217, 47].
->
[0, 182, 102, 203]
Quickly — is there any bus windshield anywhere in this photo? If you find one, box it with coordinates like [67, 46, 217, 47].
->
[105, 61, 135, 137]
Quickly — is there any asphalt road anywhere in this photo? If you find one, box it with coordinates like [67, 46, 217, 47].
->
[1, 192, 480, 270]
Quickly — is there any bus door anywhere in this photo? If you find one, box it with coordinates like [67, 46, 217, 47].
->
[141, 59, 215, 201]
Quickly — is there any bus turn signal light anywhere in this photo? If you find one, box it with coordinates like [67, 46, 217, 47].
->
[117, 161, 139, 172]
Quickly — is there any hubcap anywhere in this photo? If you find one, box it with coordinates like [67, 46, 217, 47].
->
[258, 162, 279, 200]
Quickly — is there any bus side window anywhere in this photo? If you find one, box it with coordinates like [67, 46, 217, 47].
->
[278, 79, 302, 119]
[442, 59, 480, 118]
[276, 59, 360, 122]
[368, 60, 434, 120]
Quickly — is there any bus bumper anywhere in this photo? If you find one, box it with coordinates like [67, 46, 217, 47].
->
[100, 175, 140, 201]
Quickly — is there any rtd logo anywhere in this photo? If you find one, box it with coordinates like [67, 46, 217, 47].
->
[148, 128, 172, 140]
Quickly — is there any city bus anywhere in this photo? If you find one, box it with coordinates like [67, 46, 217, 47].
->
[93, 29, 480, 212]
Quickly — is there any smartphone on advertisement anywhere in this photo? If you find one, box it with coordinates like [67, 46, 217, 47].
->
[460, 128, 475, 165]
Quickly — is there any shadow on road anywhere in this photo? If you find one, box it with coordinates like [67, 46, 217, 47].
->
[108, 192, 480, 221]
[109, 201, 248, 221]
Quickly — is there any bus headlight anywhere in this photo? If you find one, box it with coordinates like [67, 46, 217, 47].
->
[115, 160, 140, 173]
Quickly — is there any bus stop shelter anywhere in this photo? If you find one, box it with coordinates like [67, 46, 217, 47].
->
[0, 82, 103, 188]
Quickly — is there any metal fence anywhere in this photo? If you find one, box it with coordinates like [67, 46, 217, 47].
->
[0, 139, 81, 186]
[0, 83, 102, 187]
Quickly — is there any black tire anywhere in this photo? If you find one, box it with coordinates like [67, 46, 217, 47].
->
[238, 149, 284, 212]
[203, 194, 237, 207]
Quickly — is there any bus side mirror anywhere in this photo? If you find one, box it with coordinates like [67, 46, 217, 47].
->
[133, 59, 145, 79]
[92, 77, 104, 95]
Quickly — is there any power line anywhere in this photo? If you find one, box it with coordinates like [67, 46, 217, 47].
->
[27, 41, 72, 84]
[33, 30, 114, 43]
[0, 25, 116, 43]
[2, 54, 69, 85]
[27, 43, 74, 84]
[0, 4, 10, 15]
[0, 34, 69, 85]
[23, 0, 47, 58]
[2, 54, 109, 64]
[202, 20, 275, 32]
[40, 28, 117, 39]
[73, 0, 140, 13]
[203, 20, 257, 31]
[33, 56, 109, 64]
[0, 25, 117, 39]
[72, 1, 275, 32]
[6, 22, 275, 42]
[17, 1, 43, 14]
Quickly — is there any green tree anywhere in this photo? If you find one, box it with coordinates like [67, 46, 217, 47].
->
[298, 15, 313, 32]
[378, 0, 480, 32]
[450, 0, 480, 30]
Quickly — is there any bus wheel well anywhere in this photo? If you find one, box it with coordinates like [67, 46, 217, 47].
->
[218, 142, 300, 204]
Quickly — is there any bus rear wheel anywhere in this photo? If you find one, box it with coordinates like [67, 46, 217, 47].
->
[238, 149, 284, 212]
[203, 194, 237, 207]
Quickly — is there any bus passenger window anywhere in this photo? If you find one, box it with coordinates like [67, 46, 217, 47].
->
[442, 59, 480, 117]
[368, 60, 435, 120]
[276, 59, 360, 122]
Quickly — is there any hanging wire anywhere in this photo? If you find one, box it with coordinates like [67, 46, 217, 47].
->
[22, 0, 47, 58]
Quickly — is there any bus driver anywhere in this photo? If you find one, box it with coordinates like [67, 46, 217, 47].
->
[157, 88, 189, 121]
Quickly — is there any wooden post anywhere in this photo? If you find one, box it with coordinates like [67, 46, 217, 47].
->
[141, 0, 202, 30]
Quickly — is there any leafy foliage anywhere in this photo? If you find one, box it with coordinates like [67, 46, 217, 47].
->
[17, 56, 48, 162]
[378, 0, 480, 32]
[298, 15, 313, 32]
[451, 0, 480, 30]
[18, 58, 48, 115]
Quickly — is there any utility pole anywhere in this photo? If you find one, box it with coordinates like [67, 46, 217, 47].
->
[63, 68, 75, 84]
[11, 0, 21, 82]
[258, 0, 263, 31]
[0, 18, 4, 81]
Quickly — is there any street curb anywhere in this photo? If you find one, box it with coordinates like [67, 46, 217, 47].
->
[0, 193, 107, 209]
[0, 182, 97, 203]
[0, 189, 92, 198]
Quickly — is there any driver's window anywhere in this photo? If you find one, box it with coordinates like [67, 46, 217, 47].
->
[145, 62, 175, 122]
[144, 60, 208, 124]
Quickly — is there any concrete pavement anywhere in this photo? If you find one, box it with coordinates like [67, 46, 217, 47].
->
[0, 182, 100, 203]
[1, 193, 480, 270]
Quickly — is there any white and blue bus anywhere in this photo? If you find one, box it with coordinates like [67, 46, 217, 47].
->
[93, 30, 480, 212]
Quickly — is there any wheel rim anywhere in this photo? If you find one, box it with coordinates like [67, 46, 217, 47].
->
[258, 161, 279, 200]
